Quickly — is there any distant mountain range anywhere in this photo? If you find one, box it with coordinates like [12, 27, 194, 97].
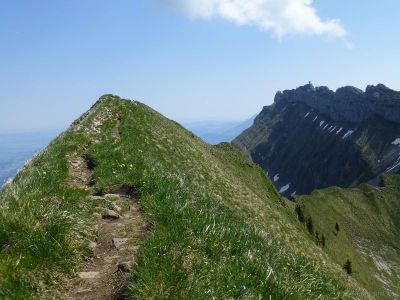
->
[182, 115, 255, 144]
[233, 83, 400, 196]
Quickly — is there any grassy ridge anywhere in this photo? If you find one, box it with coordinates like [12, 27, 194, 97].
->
[0, 131, 94, 298]
[0, 96, 369, 299]
[298, 176, 400, 298]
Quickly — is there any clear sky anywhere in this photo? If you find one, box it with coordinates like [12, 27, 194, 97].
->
[1, 0, 399, 133]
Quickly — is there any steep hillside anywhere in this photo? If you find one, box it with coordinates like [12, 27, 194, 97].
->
[233, 83, 400, 196]
[232, 83, 400, 298]
[0, 95, 368, 299]
[297, 175, 400, 299]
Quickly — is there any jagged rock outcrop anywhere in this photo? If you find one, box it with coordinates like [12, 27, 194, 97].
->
[275, 83, 400, 124]
[233, 84, 400, 195]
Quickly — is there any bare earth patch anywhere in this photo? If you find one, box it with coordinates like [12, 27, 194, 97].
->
[67, 155, 93, 189]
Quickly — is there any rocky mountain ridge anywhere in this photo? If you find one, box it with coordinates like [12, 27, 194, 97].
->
[233, 84, 400, 196]
[275, 83, 400, 124]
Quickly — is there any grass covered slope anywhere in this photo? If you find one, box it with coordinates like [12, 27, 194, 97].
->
[0, 96, 369, 299]
[297, 176, 400, 298]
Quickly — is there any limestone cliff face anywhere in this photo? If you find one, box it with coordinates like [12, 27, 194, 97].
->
[233, 84, 400, 196]
[274, 84, 400, 124]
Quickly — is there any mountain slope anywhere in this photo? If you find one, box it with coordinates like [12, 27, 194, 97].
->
[0, 95, 368, 299]
[233, 84, 400, 196]
[297, 175, 400, 298]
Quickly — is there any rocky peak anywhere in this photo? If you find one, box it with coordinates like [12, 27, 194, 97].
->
[273, 83, 400, 124]
[366, 83, 391, 95]
[335, 86, 363, 99]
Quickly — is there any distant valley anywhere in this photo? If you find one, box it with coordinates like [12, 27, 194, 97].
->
[0, 131, 59, 186]
[182, 116, 255, 144]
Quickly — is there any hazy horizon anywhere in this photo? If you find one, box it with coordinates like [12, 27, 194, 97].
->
[0, 115, 254, 185]
[0, 131, 58, 186]
[1, 1, 400, 133]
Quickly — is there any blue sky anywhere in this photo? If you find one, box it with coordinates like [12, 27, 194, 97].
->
[0, 0, 399, 133]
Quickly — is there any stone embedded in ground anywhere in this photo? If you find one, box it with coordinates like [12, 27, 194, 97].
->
[102, 208, 120, 220]
[89, 195, 105, 201]
[117, 261, 133, 272]
[76, 288, 92, 295]
[104, 194, 121, 201]
[70, 160, 81, 167]
[78, 272, 100, 279]
[93, 212, 102, 220]
[88, 241, 97, 251]
[111, 202, 122, 213]
[112, 238, 129, 249]
[104, 255, 121, 263]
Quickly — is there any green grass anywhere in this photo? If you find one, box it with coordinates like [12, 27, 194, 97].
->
[297, 176, 400, 299]
[0, 131, 94, 299]
[0, 96, 370, 299]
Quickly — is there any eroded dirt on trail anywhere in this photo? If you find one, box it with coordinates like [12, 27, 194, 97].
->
[111, 114, 121, 141]
[65, 155, 147, 300]
[67, 155, 94, 189]
[65, 193, 146, 300]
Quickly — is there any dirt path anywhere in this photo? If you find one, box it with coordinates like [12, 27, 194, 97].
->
[67, 155, 93, 189]
[111, 114, 121, 141]
[64, 156, 147, 300]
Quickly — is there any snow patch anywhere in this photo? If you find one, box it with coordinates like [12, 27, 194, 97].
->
[371, 253, 392, 273]
[336, 127, 343, 135]
[374, 274, 391, 287]
[313, 116, 318, 122]
[279, 183, 290, 193]
[392, 138, 400, 146]
[342, 130, 354, 139]
[388, 153, 400, 173]
[273, 174, 279, 182]
[323, 123, 329, 130]
[386, 162, 400, 173]
[304, 112, 311, 118]
[319, 120, 325, 127]
[329, 126, 337, 133]
[290, 191, 297, 197]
